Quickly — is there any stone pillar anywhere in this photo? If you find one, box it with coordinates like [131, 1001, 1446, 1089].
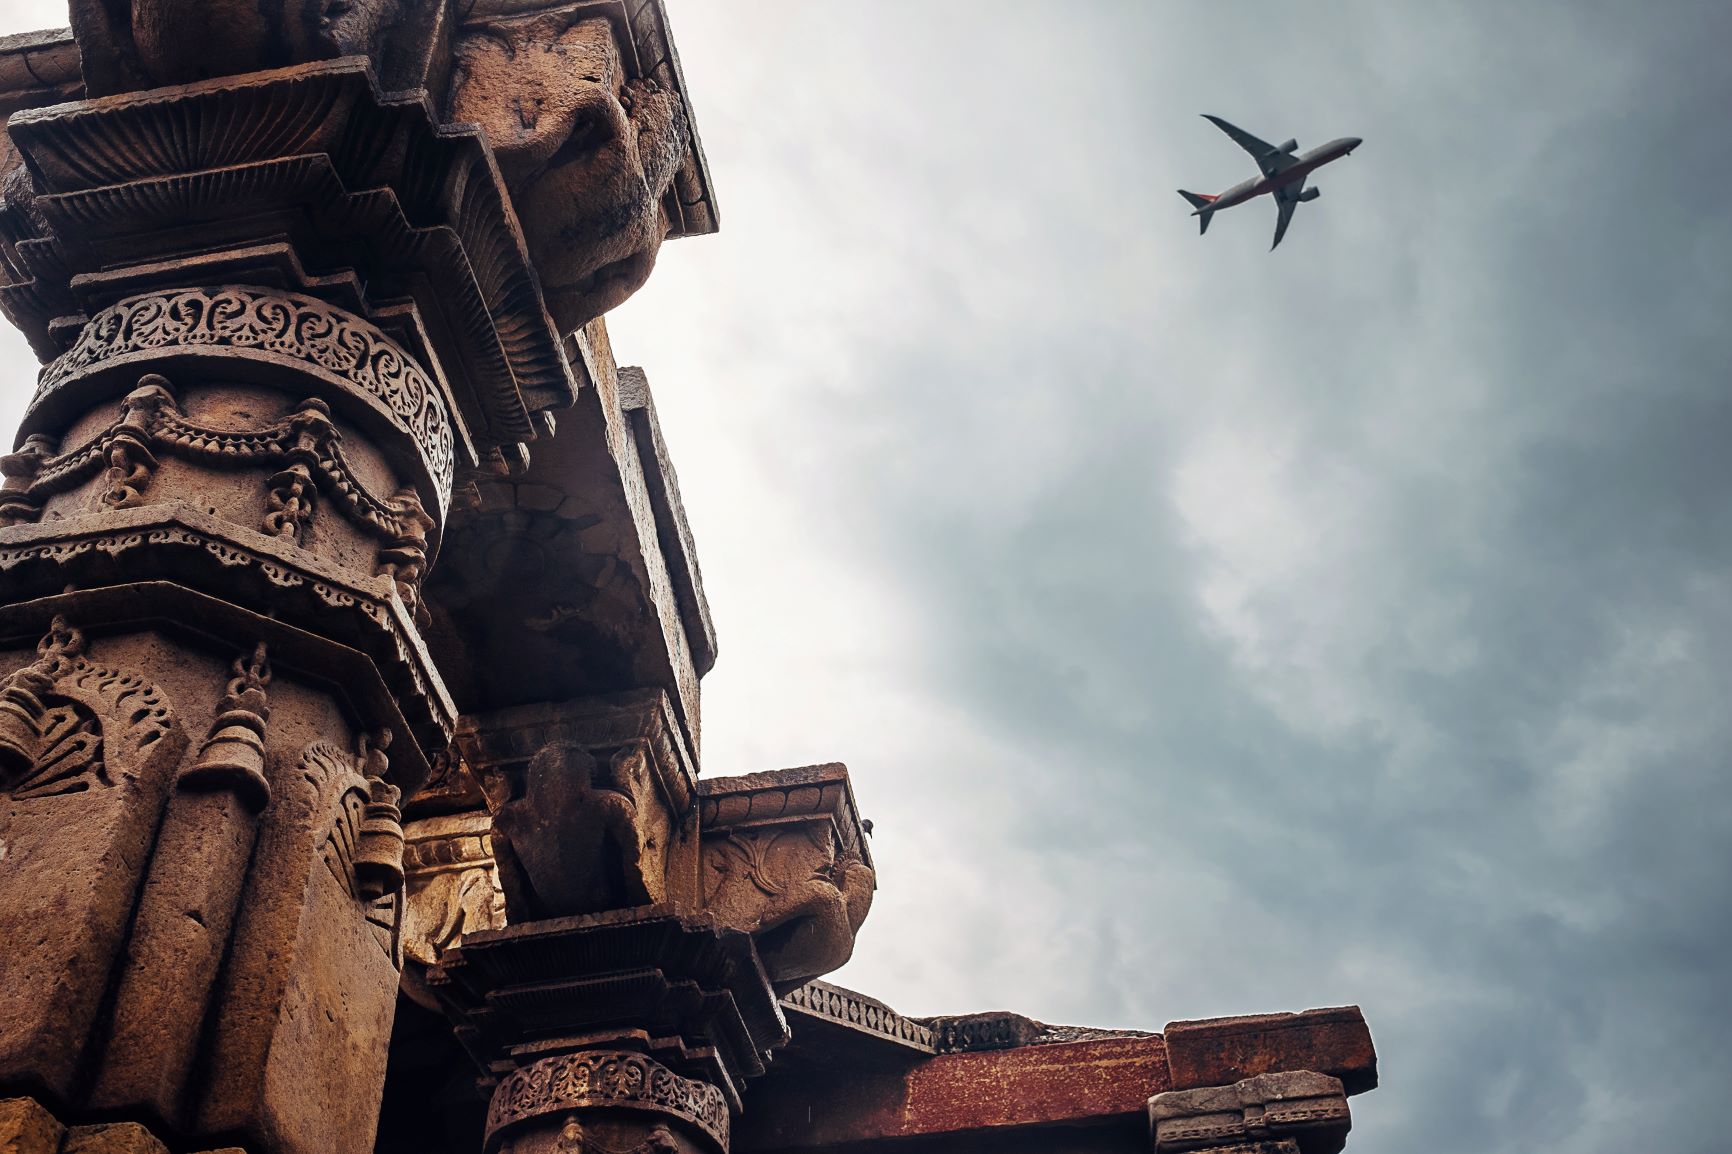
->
[0, 4, 709, 1152]
[0, 283, 450, 1153]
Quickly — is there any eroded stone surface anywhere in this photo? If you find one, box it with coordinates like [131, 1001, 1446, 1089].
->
[60, 1123, 168, 1154]
[448, 14, 690, 333]
[0, 1098, 64, 1154]
[1164, 1007, 1377, 1096]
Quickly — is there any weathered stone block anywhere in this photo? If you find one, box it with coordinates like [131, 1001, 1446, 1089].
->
[0, 1098, 64, 1154]
[1150, 1071, 1349, 1154]
[1164, 1006, 1377, 1094]
[61, 1122, 168, 1154]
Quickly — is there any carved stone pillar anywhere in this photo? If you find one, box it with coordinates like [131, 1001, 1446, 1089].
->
[0, 14, 627, 1154]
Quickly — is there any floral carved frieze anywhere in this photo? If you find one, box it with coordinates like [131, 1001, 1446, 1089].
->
[485, 1050, 729, 1154]
[31, 288, 456, 509]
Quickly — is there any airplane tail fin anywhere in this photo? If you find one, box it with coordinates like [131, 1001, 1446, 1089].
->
[1177, 190, 1217, 234]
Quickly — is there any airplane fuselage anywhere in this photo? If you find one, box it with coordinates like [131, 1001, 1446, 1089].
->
[1204, 136, 1361, 212]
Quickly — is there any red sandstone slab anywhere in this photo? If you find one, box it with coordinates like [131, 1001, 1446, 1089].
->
[1163, 1006, 1376, 1095]
[738, 1035, 1170, 1149]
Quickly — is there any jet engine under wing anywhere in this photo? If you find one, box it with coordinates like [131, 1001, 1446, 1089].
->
[1203, 114, 1296, 177]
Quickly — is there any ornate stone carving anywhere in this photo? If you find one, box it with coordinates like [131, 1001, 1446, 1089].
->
[458, 692, 698, 916]
[0, 504, 456, 764]
[546, 1117, 681, 1154]
[401, 810, 506, 969]
[697, 765, 875, 991]
[1149, 1071, 1352, 1154]
[0, 618, 187, 1102]
[490, 740, 669, 919]
[448, 14, 690, 332]
[310, 738, 407, 968]
[176, 642, 272, 809]
[485, 1051, 728, 1154]
[0, 616, 174, 792]
[34, 291, 455, 509]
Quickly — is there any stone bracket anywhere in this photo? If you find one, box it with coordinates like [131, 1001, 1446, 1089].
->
[1149, 1071, 1351, 1154]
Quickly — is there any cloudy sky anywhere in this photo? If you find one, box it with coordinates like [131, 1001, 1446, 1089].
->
[3, 2, 1728, 1150]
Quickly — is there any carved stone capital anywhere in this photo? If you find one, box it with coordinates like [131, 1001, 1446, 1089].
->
[447, 9, 691, 332]
[1149, 1071, 1351, 1154]
[485, 1050, 727, 1154]
[429, 907, 786, 1113]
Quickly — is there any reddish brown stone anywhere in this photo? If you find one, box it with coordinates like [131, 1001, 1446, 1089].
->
[737, 1035, 1171, 1150]
[60, 1123, 168, 1154]
[0, 1098, 63, 1154]
[1163, 1007, 1377, 1095]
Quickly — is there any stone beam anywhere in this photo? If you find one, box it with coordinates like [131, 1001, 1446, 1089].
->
[735, 1033, 1171, 1150]
[1162, 1008, 1377, 1096]
[736, 992, 1377, 1153]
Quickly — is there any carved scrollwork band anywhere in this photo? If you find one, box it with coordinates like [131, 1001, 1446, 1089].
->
[34, 287, 455, 506]
[485, 1051, 729, 1154]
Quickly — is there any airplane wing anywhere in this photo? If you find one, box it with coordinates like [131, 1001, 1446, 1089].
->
[1271, 194, 1299, 250]
[1202, 114, 1296, 177]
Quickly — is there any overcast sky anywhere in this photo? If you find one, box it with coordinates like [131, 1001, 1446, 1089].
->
[2, 2, 1728, 1151]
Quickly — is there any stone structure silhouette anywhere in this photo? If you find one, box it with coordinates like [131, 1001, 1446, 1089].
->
[0, 6, 1377, 1154]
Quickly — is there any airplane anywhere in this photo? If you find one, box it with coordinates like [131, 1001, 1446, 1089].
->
[1178, 115, 1362, 250]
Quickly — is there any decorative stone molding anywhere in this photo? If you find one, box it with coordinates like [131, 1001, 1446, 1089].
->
[485, 1051, 728, 1154]
[32, 291, 456, 511]
[429, 907, 786, 1113]
[781, 981, 936, 1053]
[2, 60, 574, 437]
[925, 1010, 1045, 1054]
[0, 503, 456, 772]
[4, 376, 438, 593]
[1149, 1071, 1351, 1154]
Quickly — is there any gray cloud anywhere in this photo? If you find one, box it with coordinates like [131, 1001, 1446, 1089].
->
[2, 2, 1727, 1151]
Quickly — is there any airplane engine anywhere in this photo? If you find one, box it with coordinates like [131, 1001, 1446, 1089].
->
[1277, 138, 1299, 154]
[1298, 187, 1321, 202]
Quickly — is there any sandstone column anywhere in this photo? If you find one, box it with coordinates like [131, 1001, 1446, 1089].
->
[0, 3, 705, 1150]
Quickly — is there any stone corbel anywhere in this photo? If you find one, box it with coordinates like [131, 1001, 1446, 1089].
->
[445, 6, 691, 332]
[697, 764, 875, 993]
